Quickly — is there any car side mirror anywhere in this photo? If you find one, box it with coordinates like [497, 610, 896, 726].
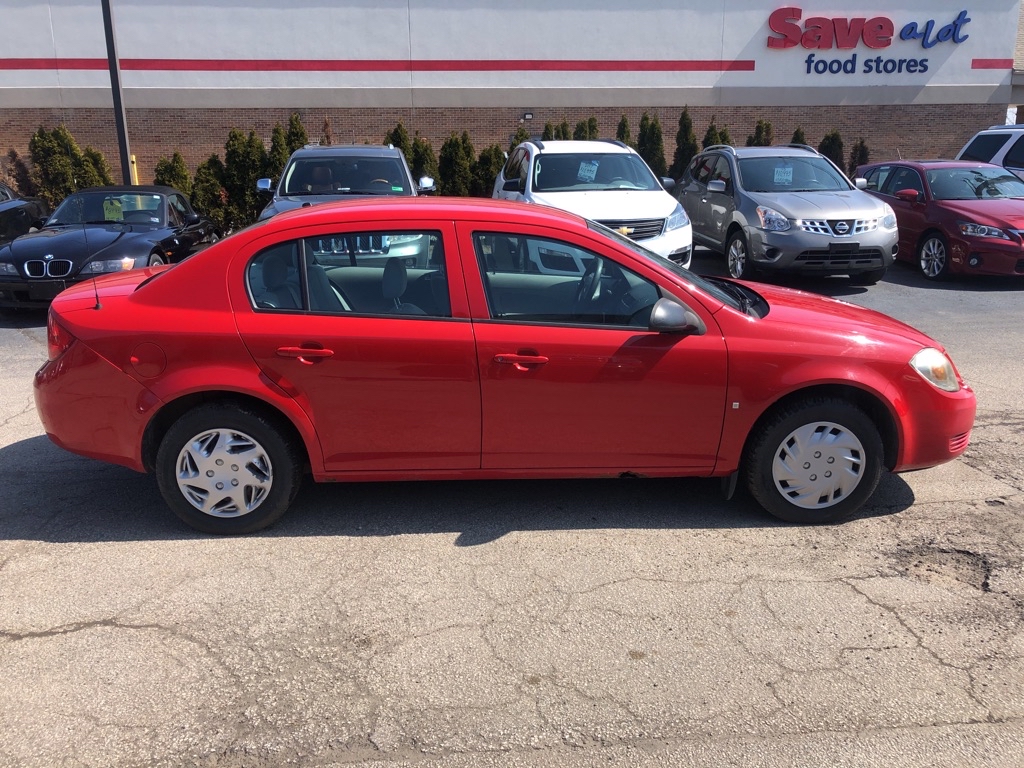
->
[648, 297, 706, 335]
[660, 177, 676, 191]
[256, 178, 273, 192]
[707, 179, 727, 194]
[184, 212, 200, 225]
[895, 188, 920, 203]
[502, 178, 522, 193]
[854, 177, 868, 189]
[417, 176, 436, 195]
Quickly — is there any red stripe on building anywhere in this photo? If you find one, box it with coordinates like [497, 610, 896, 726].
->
[971, 59, 1014, 69]
[0, 57, 754, 73]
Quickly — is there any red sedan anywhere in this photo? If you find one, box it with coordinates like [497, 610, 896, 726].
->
[858, 159, 1024, 279]
[34, 198, 975, 534]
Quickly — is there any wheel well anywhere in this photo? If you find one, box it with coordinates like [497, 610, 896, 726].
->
[141, 391, 309, 474]
[916, 228, 946, 253]
[742, 384, 899, 471]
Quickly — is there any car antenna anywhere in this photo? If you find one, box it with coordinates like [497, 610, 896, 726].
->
[897, 148, 903, 160]
[92, 277, 102, 310]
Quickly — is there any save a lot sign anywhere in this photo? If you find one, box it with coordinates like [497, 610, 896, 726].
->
[765, 6, 973, 75]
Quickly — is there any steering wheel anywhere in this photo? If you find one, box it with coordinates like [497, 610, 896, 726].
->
[369, 178, 391, 186]
[574, 258, 605, 313]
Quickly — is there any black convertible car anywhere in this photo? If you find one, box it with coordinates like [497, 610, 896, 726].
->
[0, 185, 219, 309]
[0, 181, 49, 248]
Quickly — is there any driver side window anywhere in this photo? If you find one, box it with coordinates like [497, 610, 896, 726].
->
[473, 232, 660, 328]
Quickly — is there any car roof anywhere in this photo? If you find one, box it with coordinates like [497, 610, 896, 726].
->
[725, 145, 823, 159]
[527, 140, 634, 155]
[268, 196, 588, 230]
[860, 159, 1009, 172]
[288, 144, 405, 159]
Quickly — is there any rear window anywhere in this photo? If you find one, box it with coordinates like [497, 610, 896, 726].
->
[959, 133, 1011, 163]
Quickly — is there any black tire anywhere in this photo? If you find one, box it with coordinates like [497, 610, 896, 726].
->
[148, 252, 166, 267]
[726, 231, 753, 279]
[155, 403, 303, 534]
[849, 267, 886, 286]
[743, 397, 883, 524]
[917, 232, 951, 281]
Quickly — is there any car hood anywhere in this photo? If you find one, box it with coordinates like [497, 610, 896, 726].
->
[260, 193, 410, 220]
[529, 190, 678, 221]
[749, 280, 936, 349]
[751, 190, 885, 219]
[6, 224, 138, 265]
[933, 198, 1024, 228]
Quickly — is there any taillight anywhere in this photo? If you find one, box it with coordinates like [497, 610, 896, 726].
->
[46, 312, 75, 361]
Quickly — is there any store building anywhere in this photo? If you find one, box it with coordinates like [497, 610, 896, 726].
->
[1, 1, 1022, 182]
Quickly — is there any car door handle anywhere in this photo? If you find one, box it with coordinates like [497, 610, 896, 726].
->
[494, 353, 549, 372]
[276, 346, 334, 364]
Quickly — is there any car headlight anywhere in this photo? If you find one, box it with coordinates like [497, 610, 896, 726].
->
[910, 347, 960, 392]
[756, 206, 791, 232]
[958, 221, 1010, 240]
[665, 202, 690, 232]
[83, 257, 136, 274]
[0, 262, 18, 276]
[882, 203, 897, 229]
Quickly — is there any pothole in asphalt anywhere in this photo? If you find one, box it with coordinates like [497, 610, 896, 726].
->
[893, 545, 992, 593]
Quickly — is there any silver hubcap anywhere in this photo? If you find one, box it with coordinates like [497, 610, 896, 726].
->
[920, 238, 946, 278]
[175, 429, 273, 517]
[772, 421, 865, 510]
[728, 239, 746, 278]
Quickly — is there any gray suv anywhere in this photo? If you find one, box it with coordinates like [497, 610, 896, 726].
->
[256, 144, 435, 221]
[675, 145, 898, 284]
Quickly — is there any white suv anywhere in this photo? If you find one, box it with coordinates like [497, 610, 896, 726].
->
[955, 125, 1024, 181]
[492, 140, 692, 269]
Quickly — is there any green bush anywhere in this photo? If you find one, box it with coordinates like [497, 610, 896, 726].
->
[791, 127, 807, 145]
[153, 151, 192, 195]
[285, 113, 308, 153]
[266, 124, 290, 184]
[701, 118, 721, 149]
[385, 122, 413, 167]
[3, 149, 36, 196]
[222, 129, 268, 228]
[556, 121, 571, 140]
[542, 122, 555, 141]
[29, 125, 113, 208]
[637, 112, 667, 177]
[848, 138, 870, 176]
[746, 119, 774, 147]
[818, 129, 845, 169]
[510, 125, 530, 151]
[410, 134, 439, 182]
[616, 115, 634, 148]
[669, 107, 699, 178]
[473, 144, 506, 197]
[190, 154, 228, 230]
[438, 132, 474, 196]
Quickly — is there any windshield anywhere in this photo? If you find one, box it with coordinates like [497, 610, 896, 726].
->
[48, 191, 165, 226]
[281, 157, 412, 196]
[587, 220, 742, 310]
[533, 153, 661, 193]
[926, 167, 1024, 200]
[738, 156, 851, 193]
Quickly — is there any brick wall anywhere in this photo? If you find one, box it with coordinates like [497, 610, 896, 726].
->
[0, 103, 1008, 186]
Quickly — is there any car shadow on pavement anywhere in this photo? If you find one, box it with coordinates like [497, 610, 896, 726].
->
[0, 308, 47, 329]
[0, 435, 915, 545]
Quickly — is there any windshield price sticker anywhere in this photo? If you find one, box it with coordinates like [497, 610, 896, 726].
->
[577, 161, 598, 183]
[774, 166, 794, 185]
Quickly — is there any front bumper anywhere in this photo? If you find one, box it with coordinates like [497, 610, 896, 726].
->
[0, 278, 74, 308]
[640, 225, 693, 269]
[748, 226, 898, 274]
[948, 237, 1024, 276]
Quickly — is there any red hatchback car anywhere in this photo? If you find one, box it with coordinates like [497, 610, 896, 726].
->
[34, 198, 976, 534]
[858, 159, 1024, 279]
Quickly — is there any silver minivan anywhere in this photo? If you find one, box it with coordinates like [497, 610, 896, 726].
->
[675, 145, 899, 284]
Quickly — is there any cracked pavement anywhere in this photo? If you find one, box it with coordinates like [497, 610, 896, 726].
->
[0, 255, 1021, 767]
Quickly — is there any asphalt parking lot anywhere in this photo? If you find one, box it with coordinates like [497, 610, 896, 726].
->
[0, 248, 1021, 768]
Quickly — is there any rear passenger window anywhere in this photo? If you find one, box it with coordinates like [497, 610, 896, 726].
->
[1003, 136, 1024, 169]
[864, 165, 892, 192]
[247, 231, 450, 317]
[960, 133, 1010, 163]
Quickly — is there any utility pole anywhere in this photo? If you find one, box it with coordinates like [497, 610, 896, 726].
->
[100, 0, 133, 185]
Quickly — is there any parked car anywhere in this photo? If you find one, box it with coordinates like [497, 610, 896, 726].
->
[858, 159, 1024, 279]
[492, 139, 692, 269]
[0, 186, 219, 309]
[34, 197, 975, 535]
[675, 144, 898, 283]
[0, 181, 49, 247]
[955, 125, 1024, 181]
[256, 143, 435, 221]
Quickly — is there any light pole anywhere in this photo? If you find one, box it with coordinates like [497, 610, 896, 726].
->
[100, 0, 133, 185]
